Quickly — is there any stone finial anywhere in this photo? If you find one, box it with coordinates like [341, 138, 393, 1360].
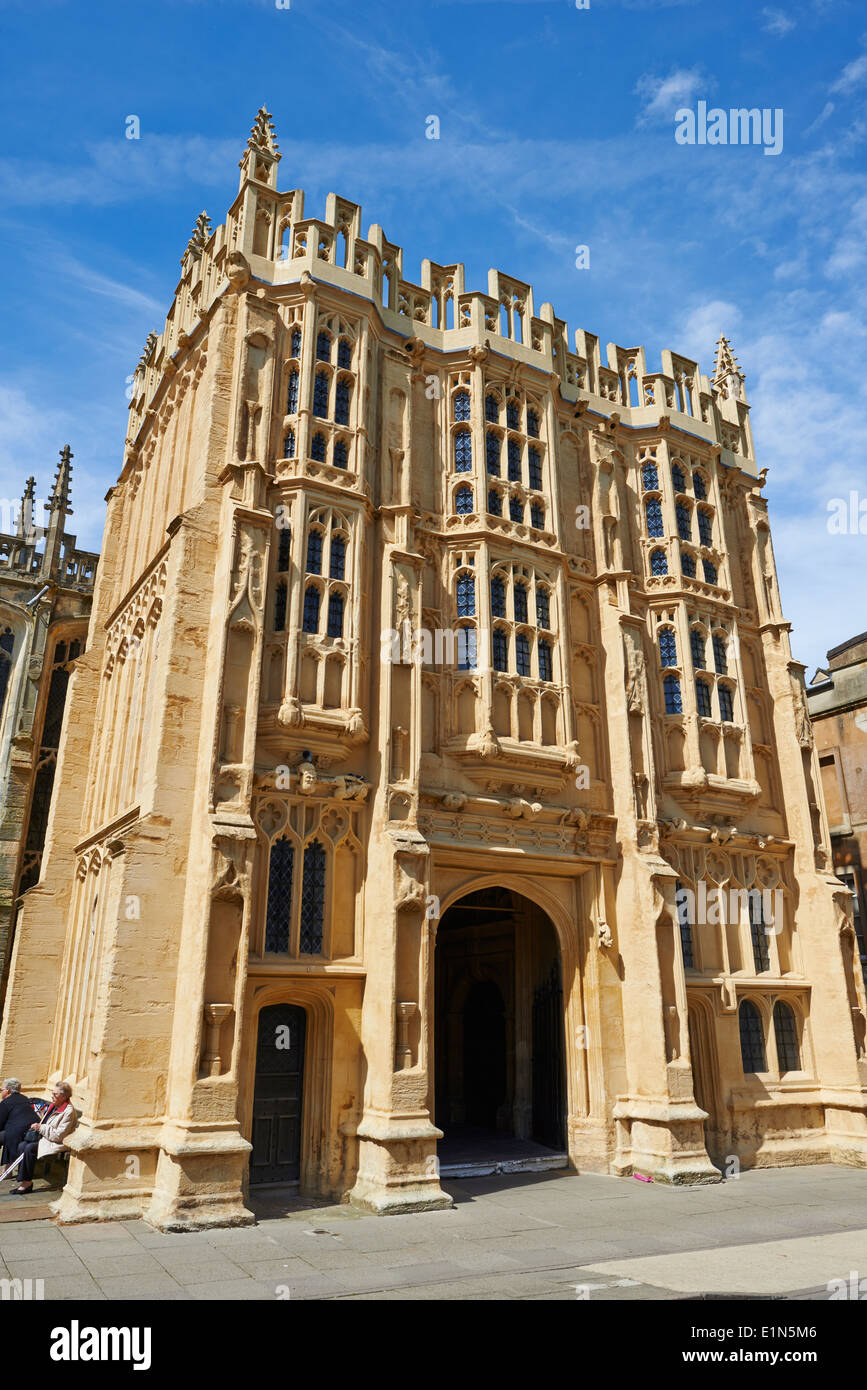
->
[16, 476, 36, 539]
[137, 331, 157, 372]
[183, 210, 212, 263]
[713, 334, 745, 399]
[244, 105, 280, 160]
[47, 445, 73, 517]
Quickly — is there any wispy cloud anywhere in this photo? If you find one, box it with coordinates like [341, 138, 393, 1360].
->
[761, 7, 796, 35]
[831, 49, 867, 94]
[634, 68, 707, 126]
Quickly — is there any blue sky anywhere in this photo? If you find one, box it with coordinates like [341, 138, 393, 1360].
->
[1, 0, 865, 675]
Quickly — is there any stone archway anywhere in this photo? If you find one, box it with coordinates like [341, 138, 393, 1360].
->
[434, 886, 567, 1167]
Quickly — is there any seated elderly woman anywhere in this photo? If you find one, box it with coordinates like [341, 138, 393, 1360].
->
[0, 1080, 37, 1171]
[8, 1081, 77, 1195]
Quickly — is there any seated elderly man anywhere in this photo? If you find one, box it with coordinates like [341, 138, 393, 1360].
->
[8, 1082, 77, 1195]
[0, 1080, 37, 1173]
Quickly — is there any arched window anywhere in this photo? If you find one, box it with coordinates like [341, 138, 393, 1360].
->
[300, 839, 326, 954]
[265, 839, 295, 953]
[536, 589, 550, 628]
[333, 438, 348, 468]
[283, 429, 295, 459]
[719, 684, 734, 722]
[663, 674, 682, 714]
[645, 498, 664, 537]
[773, 1001, 801, 1073]
[690, 629, 706, 670]
[491, 576, 506, 617]
[337, 338, 352, 369]
[453, 391, 471, 422]
[493, 628, 508, 671]
[509, 497, 523, 524]
[530, 504, 544, 530]
[692, 471, 707, 500]
[454, 430, 472, 472]
[671, 462, 686, 493]
[455, 486, 473, 515]
[334, 378, 351, 426]
[487, 489, 502, 517]
[291, 328, 302, 357]
[713, 634, 728, 673]
[313, 372, 329, 418]
[306, 530, 323, 575]
[506, 398, 520, 429]
[456, 574, 475, 617]
[457, 628, 477, 671]
[659, 628, 678, 668]
[485, 395, 499, 423]
[302, 586, 320, 633]
[538, 640, 553, 682]
[277, 529, 291, 573]
[515, 633, 531, 677]
[703, 559, 718, 585]
[642, 462, 659, 491]
[311, 433, 327, 462]
[513, 583, 528, 624]
[330, 534, 346, 580]
[676, 502, 692, 541]
[316, 332, 332, 363]
[286, 370, 299, 414]
[695, 678, 712, 717]
[739, 1000, 767, 1073]
[650, 548, 668, 575]
[274, 581, 287, 632]
[676, 880, 694, 967]
[486, 433, 501, 475]
[527, 408, 540, 439]
[749, 891, 771, 972]
[507, 439, 521, 482]
[528, 448, 542, 490]
[681, 552, 696, 578]
[698, 508, 713, 546]
[327, 592, 344, 638]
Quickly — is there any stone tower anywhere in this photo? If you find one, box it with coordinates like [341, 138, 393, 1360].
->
[0, 449, 98, 1001]
[1, 109, 865, 1230]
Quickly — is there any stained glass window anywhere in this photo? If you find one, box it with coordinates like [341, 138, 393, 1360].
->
[696, 678, 712, 717]
[659, 628, 678, 668]
[265, 839, 294, 953]
[453, 391, 471, 422]
[330, 534, 346, 580]
[316, 332, 331, 362]
[507, 439, 521, 482]
[485, 395, 499, 422]
[693, 471, 707, 500]
[334, 378, 351, 426]
[698, 509, 713, 546]
[302, 586, 320, 633]
[713, 635, 728, 673]
[645, 498, 663, 537]
[676, 880, 694, 967]
[676, 502, 692, 541]
[454, 430, 472, 472]
[337, 338, 352, 369]
[719, 684, 734, 722]
[739, 1000, 767, 1073]
[300, 840, 326, 954]
[274, 581, 287, 632]
[493, 628, 508, 671]
[663, 674, 682, 714]
[486, 433, 501, 475]
[313, 372, 329, 418]
[277, 529, 291, 573]
[286, 370, 299, 414]
[506, 398, 520, 429]
[306, 531, 322, 575]
[487, 489, 502, 516]
[291, 328, 302, 357]
[681, 552, 696, 578]
[671, 463, 686, 493]
[703, 559, 718, 585]
[530, 504, 544, 530]
[527, 408, 540, 438]
[333, 438, 348, 468]
[509, 497, 523, 524]
[457, 627, 477, 670]
[538, 640, 552, 682]
[516, 633, 531, 677]
[514, 583, 528, 623]
[456, 574, 475, 617]
[536, 590, 550, 628]
[528, 448, 543, 490]
[491, 577, 506, 617]
[773, 1001, 800, 1073]
[690, 630, 706, 670]
[311, 433, 327, 462]
[283, 429, 295, 459]
[327, 593, 344, 638]
[642, 462, 659, 491]
[749, 892, 771, 972]
[650, 548, 668, 575]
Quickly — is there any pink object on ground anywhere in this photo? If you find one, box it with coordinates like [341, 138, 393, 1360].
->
[633, 1173, 653, 1183]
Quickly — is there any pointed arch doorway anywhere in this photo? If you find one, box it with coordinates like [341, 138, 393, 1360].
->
[434, 887, 568, 1170]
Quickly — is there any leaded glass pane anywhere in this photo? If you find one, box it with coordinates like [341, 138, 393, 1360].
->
[739, 1000, 767, 1073]
[300, 840, 326, 954]
[265, 840, 294, 953]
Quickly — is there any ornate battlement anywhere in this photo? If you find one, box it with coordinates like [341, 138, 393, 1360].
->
[125, 107, 754, 476]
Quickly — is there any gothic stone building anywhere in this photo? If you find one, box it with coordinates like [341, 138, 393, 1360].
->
[0, 454, 97, 1005]
[1, 109, 865, 1230]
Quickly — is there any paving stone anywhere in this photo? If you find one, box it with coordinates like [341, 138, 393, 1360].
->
[94, 1273, 186, 1299]
[185, 1278, 274, 1300]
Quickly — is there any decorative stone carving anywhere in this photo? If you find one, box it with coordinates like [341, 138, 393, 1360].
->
[395, 1002, 417, 1070]
[596, 920, 613, 950]
[203, 1004, 233, 1077]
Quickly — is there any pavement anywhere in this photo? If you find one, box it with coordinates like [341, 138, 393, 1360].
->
[0, 1163, 865, 1301]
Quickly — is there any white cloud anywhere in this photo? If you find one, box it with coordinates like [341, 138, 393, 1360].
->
[761, 7, 796, 35]
[634, 68, 707, 126]
[831, 51, 867, 95]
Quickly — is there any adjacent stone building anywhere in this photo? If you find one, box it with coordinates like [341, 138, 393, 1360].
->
[808, 634, 867, 991]
[1, 109, 865, 1230]
[0, 452, 97, 1004]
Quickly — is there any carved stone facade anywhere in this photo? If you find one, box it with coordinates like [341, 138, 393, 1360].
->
[1, 110, 865, 1229]
[0, 450, 98, 1003]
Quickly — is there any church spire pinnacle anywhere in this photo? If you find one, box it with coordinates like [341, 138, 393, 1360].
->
[48, 444, 74, 517]
[238, 105, 281, 191]
[713, 333, 746, 402]
[16, 476, 36, 540]
[246, 106, 280, 158]
[183, 210, 212, 264]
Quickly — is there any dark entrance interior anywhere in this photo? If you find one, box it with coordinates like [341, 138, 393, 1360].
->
[434, 888, 567, 1161]
[250, 1003, 306, 1185]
